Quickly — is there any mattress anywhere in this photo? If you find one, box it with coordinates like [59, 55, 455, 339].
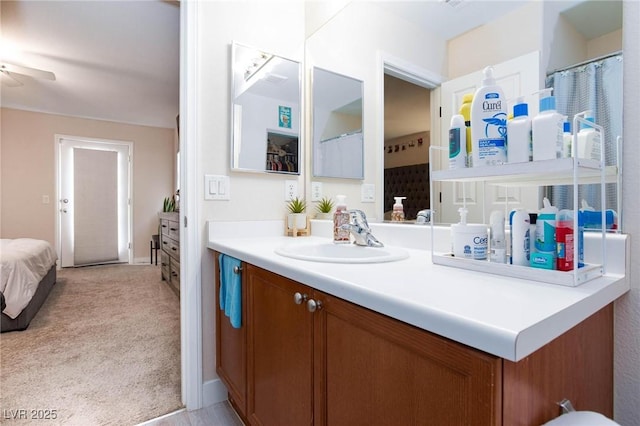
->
[0, 239, 58, 319]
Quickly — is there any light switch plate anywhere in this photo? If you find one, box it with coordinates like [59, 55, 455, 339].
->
[361, 183, 375, 202]
[311, 182, 323, 201]
[204, 175, 230, 200]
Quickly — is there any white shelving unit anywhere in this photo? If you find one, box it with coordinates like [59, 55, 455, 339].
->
[429, 116, 615, 287]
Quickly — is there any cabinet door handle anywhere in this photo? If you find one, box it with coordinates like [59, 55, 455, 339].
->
[293, 292, 308, 305]
[233, 266, 242, 274]
[307, 299, 322, 312]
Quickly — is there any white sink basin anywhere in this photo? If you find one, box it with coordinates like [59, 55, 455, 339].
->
[274, 242, 409, 264]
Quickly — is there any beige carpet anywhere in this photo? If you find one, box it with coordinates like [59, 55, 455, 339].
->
[0, 264, 183, 425]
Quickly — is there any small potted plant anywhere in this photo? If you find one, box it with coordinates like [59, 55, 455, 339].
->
[286, 196, 307, 230]
[315, 196, 334, 220]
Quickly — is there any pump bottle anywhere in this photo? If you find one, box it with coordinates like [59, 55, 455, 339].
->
[391, 197, 406, 221]
[333, 195, 350, 244]
[470, 67, 507, 167]
[532, 88, 564, 161]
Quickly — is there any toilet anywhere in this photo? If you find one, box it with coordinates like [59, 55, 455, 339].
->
[542, 400, 620, 425]
[543, 411, 620, 425]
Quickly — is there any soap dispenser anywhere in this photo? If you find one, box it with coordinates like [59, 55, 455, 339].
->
[391, 197, 406, 221]
[333, 195, 350, 244]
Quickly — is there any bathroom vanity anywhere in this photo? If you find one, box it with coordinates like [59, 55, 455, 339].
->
[209, 226, 628, 425]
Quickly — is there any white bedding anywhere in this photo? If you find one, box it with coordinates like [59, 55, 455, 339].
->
[1, 239, 58, 319]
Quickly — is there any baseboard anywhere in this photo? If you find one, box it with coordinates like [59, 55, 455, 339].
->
[202, 378, 228, 407]
[133, 257, 158, 265]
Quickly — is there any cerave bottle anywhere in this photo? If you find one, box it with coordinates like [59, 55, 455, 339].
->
[470, 67, 507, 167]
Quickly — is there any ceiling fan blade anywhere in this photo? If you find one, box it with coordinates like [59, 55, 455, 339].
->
[0, 70, 24, 87]
[1, 63, 56, 81]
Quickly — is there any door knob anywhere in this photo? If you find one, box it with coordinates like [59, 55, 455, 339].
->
[307, 299, 322, 312]
[293, 292, 308, 305]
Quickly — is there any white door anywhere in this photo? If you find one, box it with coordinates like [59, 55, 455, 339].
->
[58, 136, 132, 267]
[435, 51, 541, 224]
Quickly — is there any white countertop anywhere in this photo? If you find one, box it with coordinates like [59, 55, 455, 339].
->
[207, 221, 629, 362]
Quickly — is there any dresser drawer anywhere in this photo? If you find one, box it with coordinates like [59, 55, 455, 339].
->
[170, 257, 180, 292]
[160, 219, 171, 237]
[160, 250, 170, 281]
[168, 220, 180, 242]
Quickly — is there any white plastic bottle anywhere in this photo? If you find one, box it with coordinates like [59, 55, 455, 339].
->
[391, 196, 406, 221]
[562, 118, 573, 158]
[507, 97, 532, 163]
[576, 111, 601, 161]
[532, 88, 564, 161]
[535, 197, 558, 253]
[509, 209, 530, 266]
[449, 114, 467, 169]
[490, 210, 506, 263]
[470, 66, 508, 167]
[333, 195, 350, 244]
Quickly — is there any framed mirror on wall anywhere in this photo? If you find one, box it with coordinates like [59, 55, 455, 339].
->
[231, 42, 301, 174]
[312, 67, 364, 179]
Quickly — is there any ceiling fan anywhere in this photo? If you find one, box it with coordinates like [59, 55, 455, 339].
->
[0, 62, 56, 87]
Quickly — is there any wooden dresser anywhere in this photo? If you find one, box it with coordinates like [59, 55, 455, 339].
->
[159, 212, 180, 297]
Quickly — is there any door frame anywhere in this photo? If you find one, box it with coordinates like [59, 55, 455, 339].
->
[180, 0, 203, 410]
[54, 134, 133, 267]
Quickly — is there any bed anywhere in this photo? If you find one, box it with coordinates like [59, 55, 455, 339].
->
[1, 238, 58, 332]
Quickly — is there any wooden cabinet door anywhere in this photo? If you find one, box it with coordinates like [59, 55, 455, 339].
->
[214, 252, 247, 420]
[313, 290, 502, 426]
[246, 264, 314, 426]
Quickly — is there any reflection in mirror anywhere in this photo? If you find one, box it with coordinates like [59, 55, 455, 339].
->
[231, 42, 301, 174]
[383, 74, 431, 221]
[312, 67, 364, 179]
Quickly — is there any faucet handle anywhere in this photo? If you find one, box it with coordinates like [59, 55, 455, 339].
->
[346, 209, 370, 229]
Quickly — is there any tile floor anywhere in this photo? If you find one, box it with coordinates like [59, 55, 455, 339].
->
[138, 401, 244, 426]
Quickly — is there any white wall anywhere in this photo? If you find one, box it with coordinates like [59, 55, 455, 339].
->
[196, 0, 306, 382]
[615, 4, 639, 424]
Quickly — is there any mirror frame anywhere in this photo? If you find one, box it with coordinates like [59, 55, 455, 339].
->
[311, 66, 364, 180]
[230, 42, 302, 175]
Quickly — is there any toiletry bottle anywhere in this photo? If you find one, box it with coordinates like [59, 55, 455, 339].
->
[507, 96, 532, 163]
[391, 197, 406, 221]
[470, 67, 508, 167]
[449, 114, 467, 169]
[535, 197, 558, 254]
[532, 88, 564, 161]
[556, 209, 574, 271]
[451, 207, 488, 260]
[490, 210, 506, 263]
[459, 94, 473, 167]
[576, 111, 601, 161]
[562, 118, 572, 158]
[333, 195, 350, 244]
[509, 209, 530, 266]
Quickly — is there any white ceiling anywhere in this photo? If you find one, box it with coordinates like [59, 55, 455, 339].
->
[0, 1, 621, 133]
[1, 0, 180, 129]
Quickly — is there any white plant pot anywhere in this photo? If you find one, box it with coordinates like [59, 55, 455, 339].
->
[287, 213, 307, 230]
[315, 212, 332, 220]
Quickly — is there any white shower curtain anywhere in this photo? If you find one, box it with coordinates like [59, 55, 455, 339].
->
[545, 54, 623, 213]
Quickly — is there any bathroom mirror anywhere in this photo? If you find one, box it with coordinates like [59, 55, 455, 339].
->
[312, 67, 364, 179]
[305, 0, 623, 225]
[231, 42, 301, 174]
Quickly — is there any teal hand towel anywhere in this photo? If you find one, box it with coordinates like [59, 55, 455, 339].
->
[219, 254, 242, 328]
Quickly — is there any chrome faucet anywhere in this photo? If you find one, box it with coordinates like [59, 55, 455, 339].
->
[340, 209, 384, 247]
